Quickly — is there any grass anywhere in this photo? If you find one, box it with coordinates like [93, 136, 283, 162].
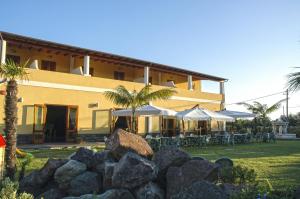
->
[21, 140, 300, 190]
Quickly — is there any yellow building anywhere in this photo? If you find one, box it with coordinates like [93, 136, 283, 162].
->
[0, 31, 227, 144]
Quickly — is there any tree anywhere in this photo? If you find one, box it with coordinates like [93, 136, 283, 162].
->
[239, 100, 285, 133]
[104, 85, 176, 134]
[287, 67, 300, 92]
[0, 59, 29, 180]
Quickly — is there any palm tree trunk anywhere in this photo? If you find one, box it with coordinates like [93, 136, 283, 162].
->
[4, 80, 18, 180]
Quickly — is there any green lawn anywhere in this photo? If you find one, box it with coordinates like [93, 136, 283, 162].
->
[23, 140, 300, 190]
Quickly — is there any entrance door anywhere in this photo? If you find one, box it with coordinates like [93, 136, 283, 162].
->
[66, 106, 78, 142]
[33, 104, 46, 144]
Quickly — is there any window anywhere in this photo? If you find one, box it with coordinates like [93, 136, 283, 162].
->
[41, 60, 56, 71]
[90, 68, 94, 76]
[114, 71, 125, 80]
[6, 54, 20, 64]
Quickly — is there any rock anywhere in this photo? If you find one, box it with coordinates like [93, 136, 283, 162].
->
[294, 187, 300, 199]
[98, 189, 135, 199]
[192, 156, 205, 161]
[92, 150, 116, 173]
[103, 162, 116, 190]
[36, 188, 65, 199]
[54, 160, 87, 189]
[219, 183, 242, 198]
[71, 147, 94, 168]
[112, 152, 158, 189]
[170, 180, 227, 199]
[215, 157, 234, 168]
[166, 160, 219, 198]
[19, 159, 67, 195]
[134, 182, 165, 199]
[63, 189, 134, 199]
[68, 171, 101, 196]
[106, 128, 153, 159]
[152, 146, 191, 187]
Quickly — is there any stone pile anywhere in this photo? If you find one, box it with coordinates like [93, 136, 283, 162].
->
[19, 129, 238, 199]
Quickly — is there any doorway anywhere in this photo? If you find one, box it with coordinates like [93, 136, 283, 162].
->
[114, 116, 129, 131]
[44, 105, 67, 142]
[33, 104, 78, 144]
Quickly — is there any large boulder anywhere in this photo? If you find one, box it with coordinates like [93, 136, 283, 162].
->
[215, 157, 234, 169]
[166, 159, 219, 198]
[36, 188, 65, 199]
[112, 152, 158, 189]
[54, 160, 87, 189]
[152, 146, 191, 187]
[68, 171, 101, 196]
[103, 162, 117, 190]
[19, 158, 67, 195]
[63, 189, 134, 199]
[71, 147, 94, 169]
[170, 180, 227, 199]
[134, 182, 165, 199]
[92, 150, 116, 174]
[106, 128, 153, 159]
[219, 183, 242, 198]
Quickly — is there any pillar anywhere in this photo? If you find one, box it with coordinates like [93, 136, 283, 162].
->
[144, 66, 152, 133]
[83, 55, 90, 76]
[188, 75, 193, 90]
[30, 60, 39, 69]
[0, 40, 7, 65]
[220, 81, 225, 110]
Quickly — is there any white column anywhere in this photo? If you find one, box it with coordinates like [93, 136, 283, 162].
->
[220, 81, 225, 110]
[30, 60, 39, 69]
[188, 75, 193, 90]
[144, 66, 149, 85]
[144, 66, 152, 133]
[0, 40, 7, 64]
[83, 55, 90, 76]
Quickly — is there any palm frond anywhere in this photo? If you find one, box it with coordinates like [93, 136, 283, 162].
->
[266, 99, 286, 114]
[144, 88, 177, 102]
[287, 71, 300, 92]
[104, 90, 131, 107]
[0, 59, 29, 80]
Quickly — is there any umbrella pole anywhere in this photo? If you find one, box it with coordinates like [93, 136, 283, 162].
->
[182, 119, 185, 136]
[161, 116, 164, 136]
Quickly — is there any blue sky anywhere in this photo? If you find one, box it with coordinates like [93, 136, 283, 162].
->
[1, 0, 300, 118]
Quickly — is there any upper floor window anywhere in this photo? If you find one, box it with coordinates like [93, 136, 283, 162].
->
[114, 71, 125, 80]
[41, 60, 56, 71]
[6, 54, 20, 64]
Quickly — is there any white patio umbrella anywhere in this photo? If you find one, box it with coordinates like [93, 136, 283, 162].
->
[176, 108, 234, 121]
[112, 105, 177, 116]
[217, 110, 256, 119]
[176, 108, 234, 135]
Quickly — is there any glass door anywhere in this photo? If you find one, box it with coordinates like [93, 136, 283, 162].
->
[66, 106, 78, 142]
[33, 104, 47, 144]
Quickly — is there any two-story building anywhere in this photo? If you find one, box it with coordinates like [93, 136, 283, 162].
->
[0, 31, 227, 144]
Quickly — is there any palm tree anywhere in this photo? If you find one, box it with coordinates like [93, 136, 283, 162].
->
[240, 100, 286, 120]
[104, 85, 177, 134]
[0, 59, 28, 180]
[287, 67, 300, 92]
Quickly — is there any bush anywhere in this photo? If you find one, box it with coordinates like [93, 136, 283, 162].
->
[219, 165, 257, 185]
[0, 178, 34, 199]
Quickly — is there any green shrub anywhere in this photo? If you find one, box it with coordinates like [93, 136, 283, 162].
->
[219, 165, 257, 185]
[0, 178, 34, 199]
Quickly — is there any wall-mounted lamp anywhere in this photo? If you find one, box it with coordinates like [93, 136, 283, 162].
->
[17, 97, 24, 103]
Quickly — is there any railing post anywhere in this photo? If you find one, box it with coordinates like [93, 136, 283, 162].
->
[0, 40, 6, 65]
[83, 55, 90, 76]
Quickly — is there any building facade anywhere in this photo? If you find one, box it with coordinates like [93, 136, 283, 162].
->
[0, 32, 226, 144]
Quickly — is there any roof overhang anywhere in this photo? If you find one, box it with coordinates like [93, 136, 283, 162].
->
[0, 31, 227, 82]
